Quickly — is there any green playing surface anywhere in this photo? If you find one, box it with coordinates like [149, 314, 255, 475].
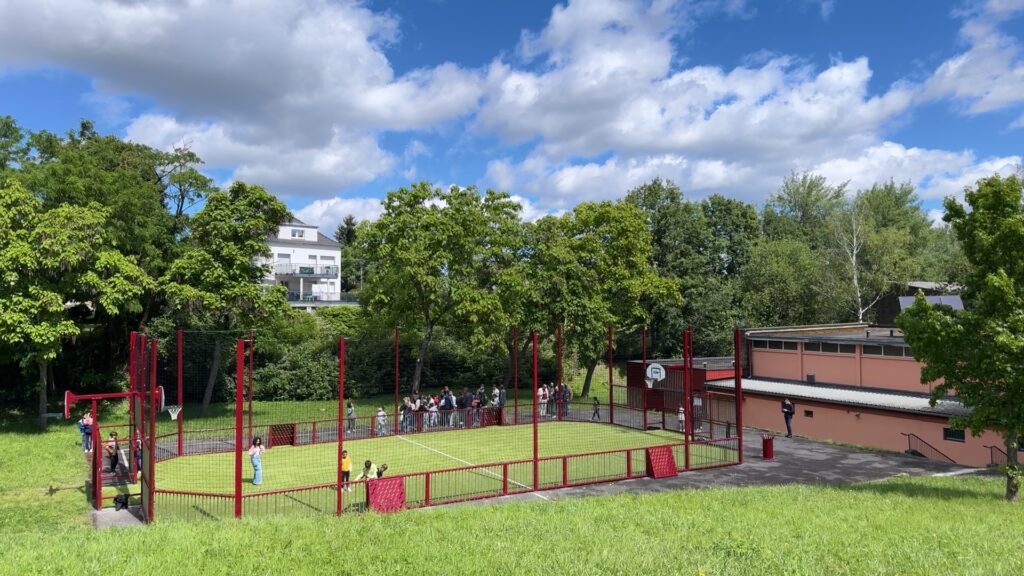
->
[154, 422, 737, 519]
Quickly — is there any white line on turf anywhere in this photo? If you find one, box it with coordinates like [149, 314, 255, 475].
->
[395, 434, 550, 501]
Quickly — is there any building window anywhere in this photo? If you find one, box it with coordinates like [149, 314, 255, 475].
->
[903, 347, 915, 358]
[883, 345, 905, 357]
[291, 229, 305, 238]
[804, 410, 814, 418]
[804, 342, 821, 352]
[862, 345, 882, 355]
[752, 340, 767, 349]
[839, 344, 856, 354]
[943, 428, 965, 443]
[821, 342, 839, 353]
[768, 341, 784, 350]
[782, 341, 798, 351]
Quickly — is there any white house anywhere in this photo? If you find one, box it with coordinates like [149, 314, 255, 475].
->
[261, 218, 351, 309]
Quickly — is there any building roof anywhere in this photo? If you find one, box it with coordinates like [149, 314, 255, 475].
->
[283, 217, 316, 227]
[268, 231, 341, 249]
[907, 281, 962, 292]
[897, 295, 964, 311]
[745, 323, 906, 346]
[705, 377, 968, 417]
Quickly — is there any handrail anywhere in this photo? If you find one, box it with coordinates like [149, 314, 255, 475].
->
[901, 432, 956, 464]
[984, 444, 1008, 466]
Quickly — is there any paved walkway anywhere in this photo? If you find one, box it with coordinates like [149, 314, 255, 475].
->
[455, 431, 977, 506]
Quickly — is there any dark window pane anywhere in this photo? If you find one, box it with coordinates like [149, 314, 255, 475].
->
[943, 428, 965, 443]
[768, 341, 784, 350]
[883, 345, 904, 357]
[783, 341, 798, 351]
[821, 343, 839, 353]
[862, 345, 883, 355]
[753, 340, 767, 349]
[804, 342, 821, 352]
[804, 410, 814, 418]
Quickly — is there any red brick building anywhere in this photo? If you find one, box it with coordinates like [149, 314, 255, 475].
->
[708, 323, 1008, 467]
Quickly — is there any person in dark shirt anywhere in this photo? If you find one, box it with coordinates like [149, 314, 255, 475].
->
[591, 397, 600, 422]
[781, 398, 795, 438]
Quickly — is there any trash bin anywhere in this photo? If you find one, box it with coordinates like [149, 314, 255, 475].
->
[761, 433, 775, 460]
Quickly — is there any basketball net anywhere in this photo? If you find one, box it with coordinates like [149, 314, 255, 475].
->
[167, 405, 182, 421]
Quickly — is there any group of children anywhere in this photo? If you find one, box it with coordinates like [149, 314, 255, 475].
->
[78, 411, 143, 477]
[247, 438, 388, 490]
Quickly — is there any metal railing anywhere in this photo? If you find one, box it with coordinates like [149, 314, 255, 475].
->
[273, 263, 340, 277]
[286, 291, 357, 303]
[985, 445, 1009, 466]
[901, 433, 956, 464]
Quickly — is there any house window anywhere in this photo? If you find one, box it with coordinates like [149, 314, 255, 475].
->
[782, 341, 798, 351]
[903, 347, 915, 358]
[862, 345, 883, 355]
[752, 340, 768, 349]
[943, 428, 965, 443]
[883, 345, 905, 357]
[821, 342, 839, 353]
[839, 344, 856, 354]
[803, 410, 814, 418]
[291, 229, 305, 238]
[804, 342, 821, 352]
[768, 341, 784, 350]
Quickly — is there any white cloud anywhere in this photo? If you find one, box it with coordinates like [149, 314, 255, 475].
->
[923, 0, 1024, 116]
[926, 208, 946, 227]
[0, 0, 483, 196]
[295, 197, 386, 234]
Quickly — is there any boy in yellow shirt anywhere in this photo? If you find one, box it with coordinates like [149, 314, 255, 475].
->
[340, 450, 352, 492]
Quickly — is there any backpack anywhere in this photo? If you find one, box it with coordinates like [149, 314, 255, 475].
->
[113, 494, 129, 511]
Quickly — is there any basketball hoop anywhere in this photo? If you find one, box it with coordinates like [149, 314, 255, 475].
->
[167, 405, 182, 421]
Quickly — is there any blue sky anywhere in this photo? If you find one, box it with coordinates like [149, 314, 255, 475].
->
[1, 0, 1022, 230]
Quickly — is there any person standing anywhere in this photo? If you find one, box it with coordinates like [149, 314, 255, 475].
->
[77, 412, 94, 453]
[781, 398, 795, 438]
[340, 449, 352, 492]
[346, 401, 356, 433]
[248, 437, 265, 485]
[498, 384, 507, 408]
[375, 406, 388, 436]
[563, 384, 572, 418]
[538, 384, 548, 419]
[553, 384, 563, 419]
[105, 432, 120, 473]
[591, 397, 601, 422]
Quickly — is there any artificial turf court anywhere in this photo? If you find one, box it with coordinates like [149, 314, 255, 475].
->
[154, 421, 737, 519]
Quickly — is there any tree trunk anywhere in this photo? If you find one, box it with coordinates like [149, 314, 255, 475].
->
[580, 359, 599, 399]
[412, 324, 434, 394]
[1006, 435, 1020, 502]
[37, 359, 49, 429]
[200, 338, 223, 417]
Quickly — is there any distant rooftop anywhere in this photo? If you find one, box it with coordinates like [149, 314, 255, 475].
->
[745, 323, 906, 345]
[705, 377, 967, 418]
[898, 295, 964, 311]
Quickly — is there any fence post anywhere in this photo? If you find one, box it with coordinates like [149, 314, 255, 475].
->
[734, 328, 744, 464]
[248, 330, 254, 447]
[176, 329, 184, 457]
[128, 331, 136, 480]
[562, 457, 568, 486]
[425, 473, 431, 507]
[513, 326, 519, 425]
[394, 326, 400, 435]
[608, 325, 614, 425]
[234, 339, 245, 519]
[337, 337, 345, 516]
[532, 331, 539, 491]
[626, 450, 633, 478]
[556, 323, 563, 422]
[641, 324, 648, 430]
[92, 399, 101, 510]
[683, 329, 691, 471]
[148, 338, 157, 523]
[502, 463, 509, 495]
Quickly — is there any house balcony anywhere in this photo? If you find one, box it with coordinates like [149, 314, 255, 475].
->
[273, 263, 340, 278]
[286, 291, 358, 308]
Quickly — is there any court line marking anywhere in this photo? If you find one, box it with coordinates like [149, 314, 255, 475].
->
[395, 434, 550, 501]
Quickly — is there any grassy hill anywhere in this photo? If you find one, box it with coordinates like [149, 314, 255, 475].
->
[2, 411, 1022, 575]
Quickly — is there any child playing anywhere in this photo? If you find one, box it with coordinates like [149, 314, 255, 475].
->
[77, 412, 94, 453]
[105, 432, 119, 473]
[248, 437, 265, 485]
[591, 397, 601, 422]
[340, 449, 352, 492]
[353, 460, 378, 482]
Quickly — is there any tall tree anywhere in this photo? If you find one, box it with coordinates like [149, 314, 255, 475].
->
[898, 173, 1024, 501]
[161, 181, 291, 415]
[360, 183, 523, 393]
[702, 194, 760, 277]
[741, 238, 838, 327]
[0, 180, 149, 427]
[763, 172, 846, 249]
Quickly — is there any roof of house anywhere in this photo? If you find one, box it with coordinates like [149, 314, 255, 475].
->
[283, 217, 316, 227]
[705, 377, 967, 417]
[267, 231, 341, 249]
[745, 323, 906, 346]
[897, 295, 964, 311]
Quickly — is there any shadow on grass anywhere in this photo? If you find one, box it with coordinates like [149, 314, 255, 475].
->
[836, 477, 1001, 501]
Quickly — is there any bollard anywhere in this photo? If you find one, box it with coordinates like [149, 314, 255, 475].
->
[761, 433, 775, 460]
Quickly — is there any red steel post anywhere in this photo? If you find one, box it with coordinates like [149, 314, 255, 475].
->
[425, 473, 431, 506]
[607, 325, 614, 425]
[248, 329, 254, 446]
[92, 399, 101, 510]
[394, 326, 400, 435]
[176, 329, 184, 456]
[128, 331, 136, 478]
[148, 338, 157, 523]
[337, 337, 345, 516]
[641, 324, 648, 430]
[502, 463, 509, 495]
[513, 326, 519, 425]
[234, 339, 245, 519]
[532, 331, 539, 491]
[683, 329, 691, 471]
[734, 328, 744, 464]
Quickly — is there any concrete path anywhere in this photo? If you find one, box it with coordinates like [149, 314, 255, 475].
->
[92, 507, 144, 529]
[454, 431, 977, 507]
